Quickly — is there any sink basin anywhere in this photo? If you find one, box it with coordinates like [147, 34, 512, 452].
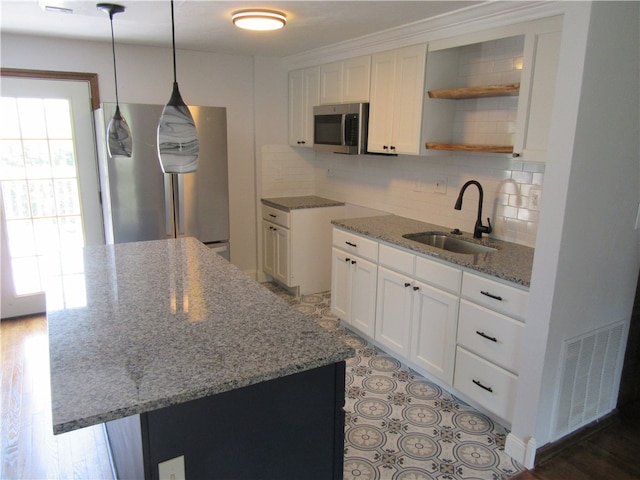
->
[402, 232, 497, 255]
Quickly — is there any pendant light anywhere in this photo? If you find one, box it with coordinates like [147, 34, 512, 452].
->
[157, 0, 199, 174]
[97, 3, 132, 158]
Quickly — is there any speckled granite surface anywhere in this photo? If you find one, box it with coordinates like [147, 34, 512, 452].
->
[262, 195, 345, 211]
[47, 237, 354, 434]
[332, 215, 534, 286]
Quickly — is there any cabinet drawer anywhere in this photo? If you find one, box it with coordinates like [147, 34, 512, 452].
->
[378, 244, 415, 276]
[333, 229, 378, 262]
[453, 346, 518, 422]
[461, 272, 528, 320]
[457, 300, 524, 373]
[262, 205, 290, 228]
[415, 255, 462, 295]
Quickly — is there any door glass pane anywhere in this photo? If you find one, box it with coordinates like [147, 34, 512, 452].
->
[0, 95, 86, 298]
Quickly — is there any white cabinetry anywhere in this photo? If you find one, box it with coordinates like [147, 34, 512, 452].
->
[262, 204, 344, 294]
[422, 16, 561, 160]
[453, 272, 528, 422]
[368, 44, 427, 155]
[320, 56, 371, 105]
[288, 67, 319, 147]
[331, 229, 378, 338]
[376, 244, 460, 383]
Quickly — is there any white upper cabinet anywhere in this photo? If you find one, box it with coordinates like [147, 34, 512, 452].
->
[288, 66, 320, 148]
[320, 56, 371, 105]
[422, 16, 562, 161]
[368, 44, 427, 155]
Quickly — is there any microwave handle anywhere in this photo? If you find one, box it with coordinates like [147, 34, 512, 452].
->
[341, 114, 347, 146]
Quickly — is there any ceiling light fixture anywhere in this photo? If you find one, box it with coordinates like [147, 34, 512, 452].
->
[97, 3, 132, 157]
[157, 0, 199, 174]
[232, 9, 287, 31]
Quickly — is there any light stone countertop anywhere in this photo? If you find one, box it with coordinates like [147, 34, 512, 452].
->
[332, 215, 534, 287]
[262, 195, 345, 211]
[47, 237, 354, 434]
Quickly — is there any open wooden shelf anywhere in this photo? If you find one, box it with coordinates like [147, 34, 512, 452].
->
[425, 142, 514, 154]
[427, 83, 520, 99]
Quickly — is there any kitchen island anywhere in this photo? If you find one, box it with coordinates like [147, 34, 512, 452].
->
[47, 237, 353, 480]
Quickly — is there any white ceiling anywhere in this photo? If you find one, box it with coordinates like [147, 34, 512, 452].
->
[0, 0, 484, 57]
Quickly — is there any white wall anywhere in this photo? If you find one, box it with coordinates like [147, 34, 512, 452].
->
[0, 33, 271, 276]
[508, 0, 640, 460]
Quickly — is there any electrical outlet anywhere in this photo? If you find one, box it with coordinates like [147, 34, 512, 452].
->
[529, 187, 542, 210]
[159, 455, 185, 480]
[434, 176, 447, 194]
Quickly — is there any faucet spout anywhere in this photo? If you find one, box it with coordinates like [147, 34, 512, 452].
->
[454, 180, 492, 239]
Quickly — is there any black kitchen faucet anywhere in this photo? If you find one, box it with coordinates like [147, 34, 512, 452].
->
[454, 180, 492, 239]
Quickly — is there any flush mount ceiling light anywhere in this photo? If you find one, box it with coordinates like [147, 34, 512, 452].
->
[232, 9, 287, 31]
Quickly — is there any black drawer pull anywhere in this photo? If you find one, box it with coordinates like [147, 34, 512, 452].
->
[269, 214, 277, 218]
[472, 379, 493, 393]
[476, 331, 497, 342]
[345, 257, 351, 263]
[404, 282, 411, 288]
[413, 286, 420, 291]
[480, 290, 503, 301]
[351, 260, 356, 265]
[345, 241, 357, 247]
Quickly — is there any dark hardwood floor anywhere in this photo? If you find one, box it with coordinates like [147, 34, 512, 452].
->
[1, 314, 114, 480]
[510, 400, 640, 480]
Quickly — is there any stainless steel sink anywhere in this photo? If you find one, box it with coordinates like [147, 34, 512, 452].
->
[402, 232, 497, 255]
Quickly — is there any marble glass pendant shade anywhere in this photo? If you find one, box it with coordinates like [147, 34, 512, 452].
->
[157, 0, 199, 174]
[98, 3, 132, 158]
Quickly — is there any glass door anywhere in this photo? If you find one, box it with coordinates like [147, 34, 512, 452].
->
[1, 77, 104, 317]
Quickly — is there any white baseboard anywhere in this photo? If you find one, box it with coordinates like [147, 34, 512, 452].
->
[505, 433, 537, 469]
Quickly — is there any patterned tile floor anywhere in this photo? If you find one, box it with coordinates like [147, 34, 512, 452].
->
[265, 284, 524, 480]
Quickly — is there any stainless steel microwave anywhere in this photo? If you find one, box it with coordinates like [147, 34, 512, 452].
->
[313, 103, 369, 155]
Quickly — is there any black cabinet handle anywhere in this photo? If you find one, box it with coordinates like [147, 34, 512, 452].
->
[472, 379, 493, 393]
[345, 257, 351, 263]
[413, 286, 420, 291]
[390, 145, 396, 150]
[351, 260, 356, 265]
[476, 331, 498, 342]
[480, 290, 503, 301]
[269, 214, 277, 218]
[404, 282, 411, 288]
[345, 241, 357, 247]
[383, 145, 388, 150]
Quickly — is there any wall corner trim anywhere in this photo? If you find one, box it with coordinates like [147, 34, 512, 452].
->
[505, 433, 537, 469]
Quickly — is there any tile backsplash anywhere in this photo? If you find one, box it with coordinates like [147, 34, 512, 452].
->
[261, 145, 544, 248]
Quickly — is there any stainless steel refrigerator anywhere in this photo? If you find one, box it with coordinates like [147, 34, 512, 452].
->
[96, 103, 230, 259]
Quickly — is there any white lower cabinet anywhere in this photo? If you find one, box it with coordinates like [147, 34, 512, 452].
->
[331, 227, 529, 424]
[262, 219, 290, 285]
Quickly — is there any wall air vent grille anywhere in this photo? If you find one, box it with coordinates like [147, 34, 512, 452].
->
[553, 321, 625, 440]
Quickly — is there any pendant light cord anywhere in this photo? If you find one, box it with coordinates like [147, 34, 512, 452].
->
[171, 0, 177, 83]
[108, 12, 120, 106]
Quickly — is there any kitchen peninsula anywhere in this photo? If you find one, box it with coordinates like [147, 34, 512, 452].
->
[47, 237, 353, 480]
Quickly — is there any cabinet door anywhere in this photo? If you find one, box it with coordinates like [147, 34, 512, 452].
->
[349, 256, 378, 338]
[410, 280, 459, 384]
[331, 248, 352, 322]
[391, 43, 427, 155]
[274, 225, 290, 285]
[262, 221, 276, 278]
[367, 50, 396, 154]
[343, 56, 371, 103]
[513, 24, 561, 162]
[375, 266, 413, 357]
[288, 67, 319, 147]
[320, 61, 343, 105]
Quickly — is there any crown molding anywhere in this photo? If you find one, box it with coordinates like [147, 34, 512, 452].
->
[283, 1, 566, 70]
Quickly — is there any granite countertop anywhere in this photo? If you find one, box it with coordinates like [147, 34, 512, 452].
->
[47, 237, 354, 434]
[262, 195, 345, 211]
[332, 215, 534, 287]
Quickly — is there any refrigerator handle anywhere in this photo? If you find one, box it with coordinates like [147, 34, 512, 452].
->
[176, 174, 186, 235]
[164, 174, 173, 237]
